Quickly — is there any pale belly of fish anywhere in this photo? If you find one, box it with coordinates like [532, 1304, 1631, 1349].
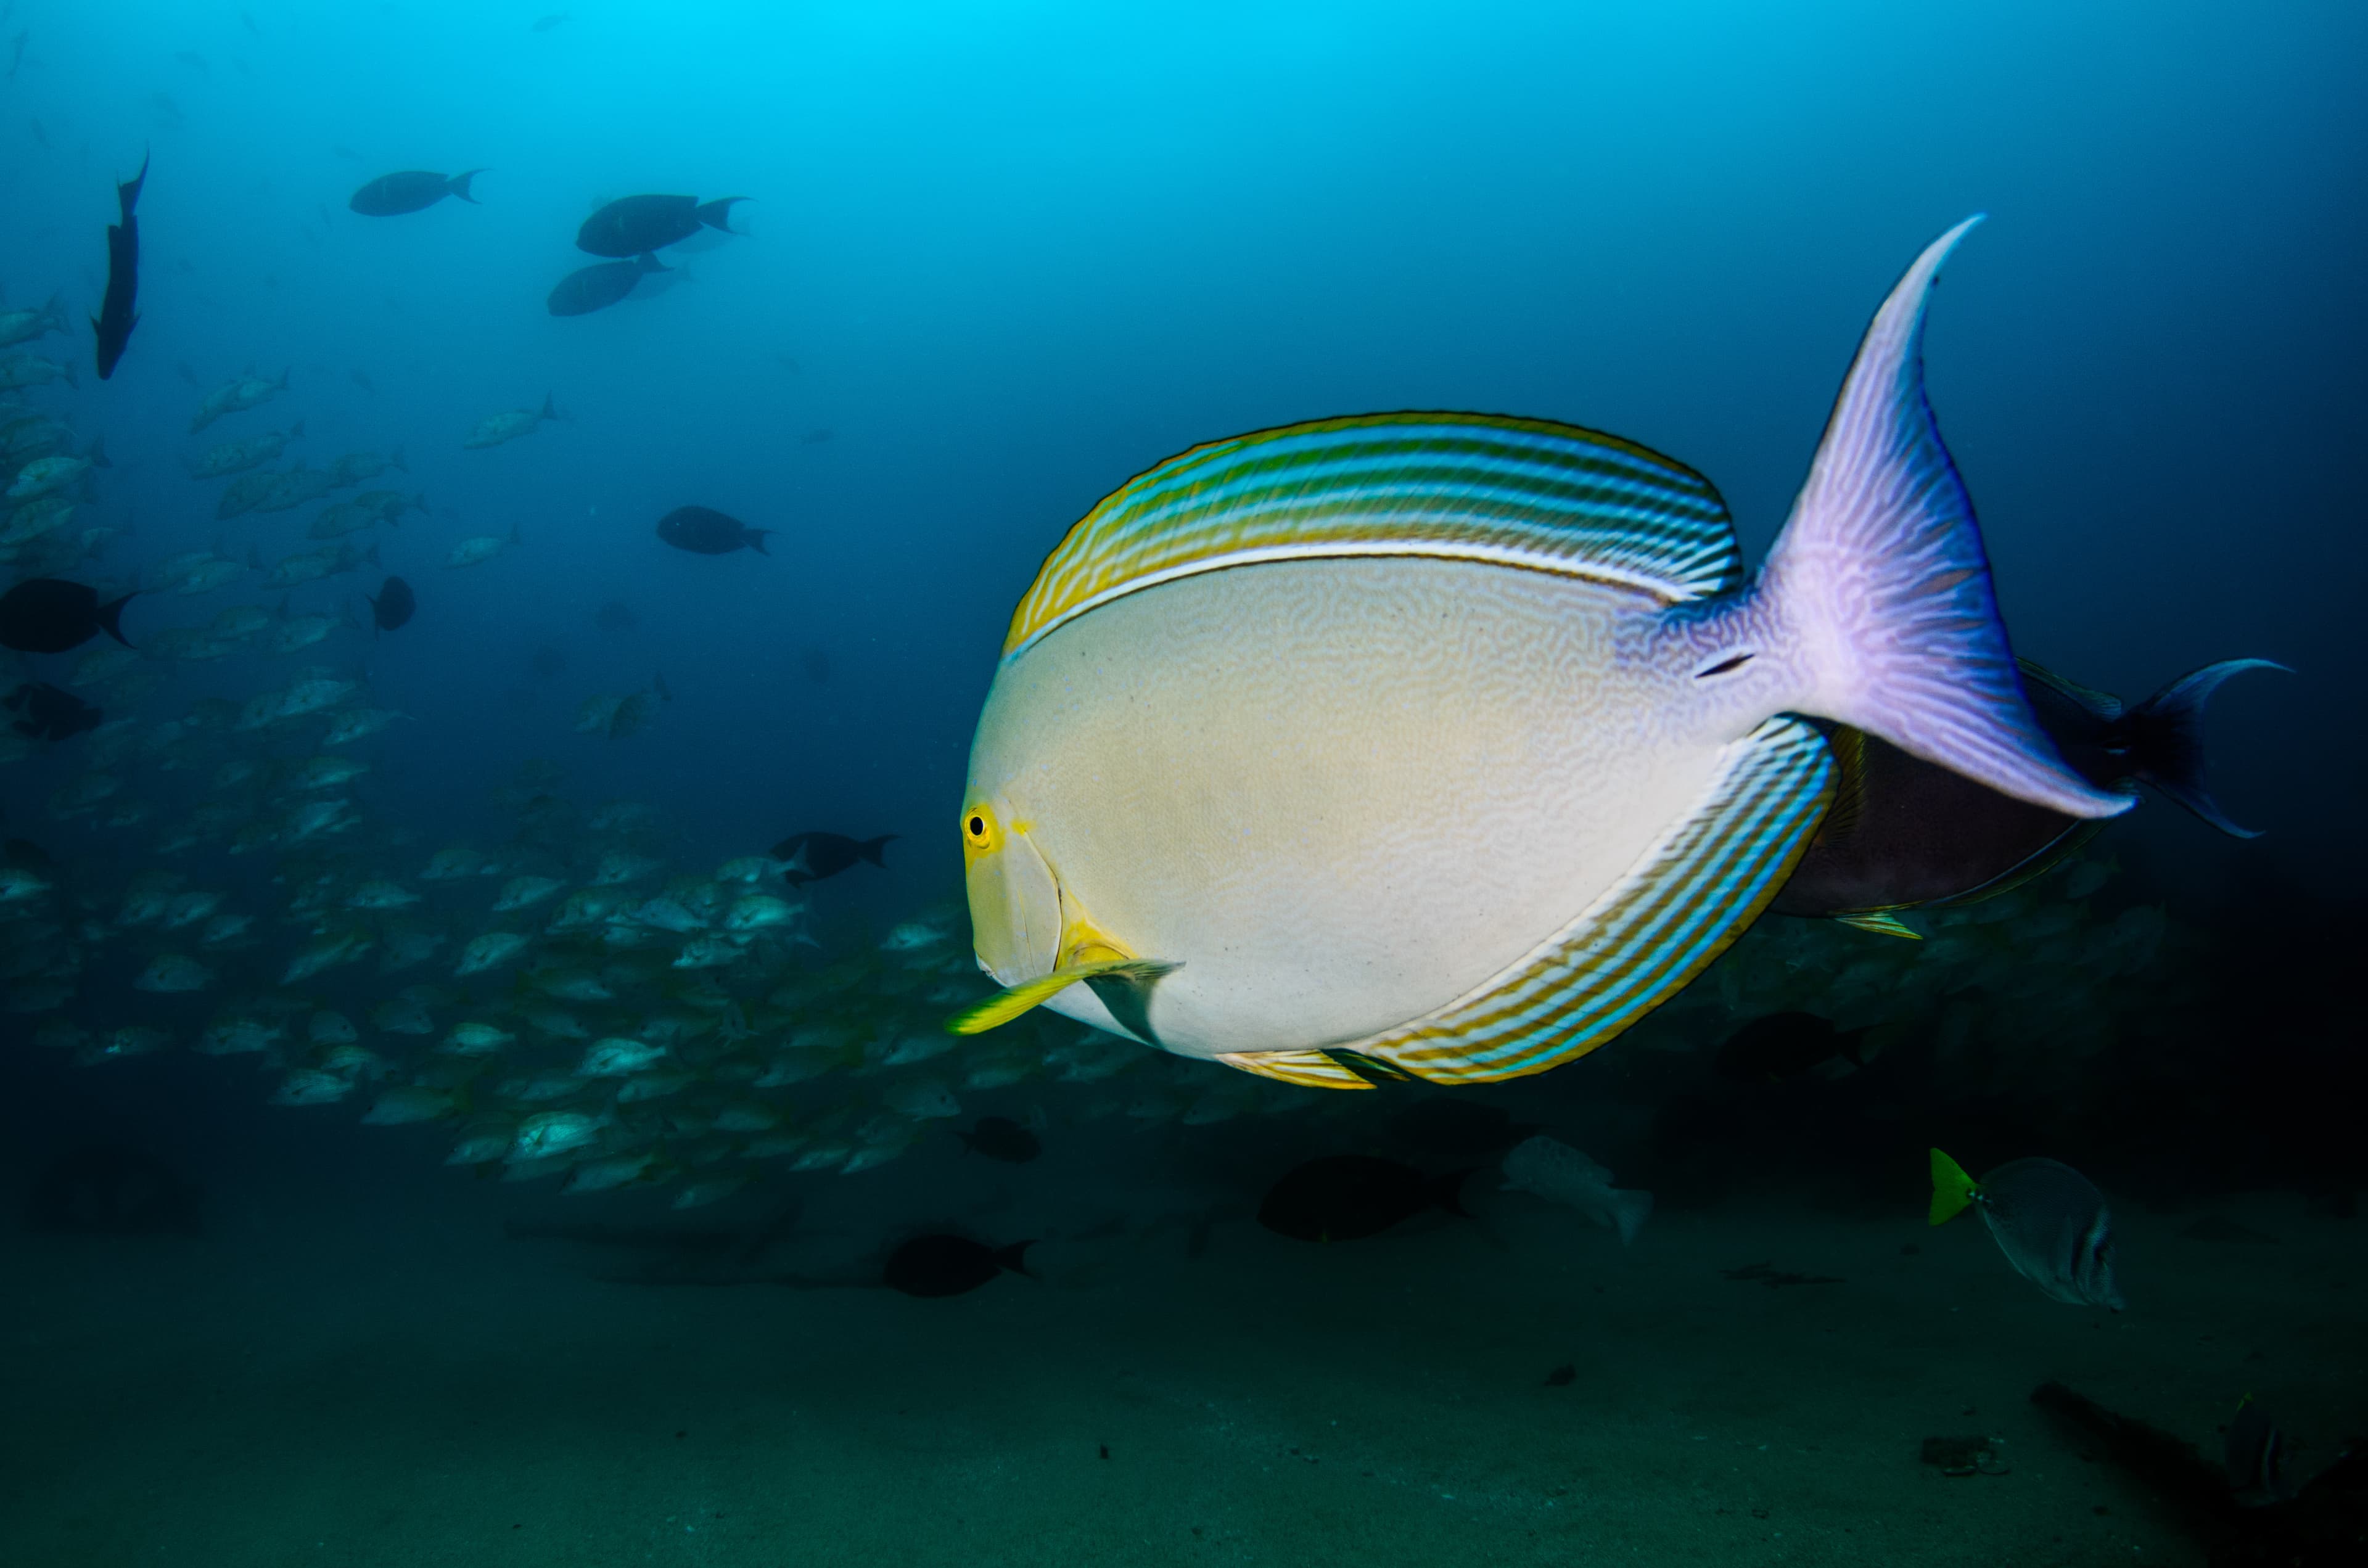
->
[969, 556, 1788, 1060]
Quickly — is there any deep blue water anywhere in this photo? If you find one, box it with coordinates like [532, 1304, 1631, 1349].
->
[4, 1, 2358, 886]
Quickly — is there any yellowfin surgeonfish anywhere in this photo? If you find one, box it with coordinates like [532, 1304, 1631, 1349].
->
[951, 219, 2129, 1089]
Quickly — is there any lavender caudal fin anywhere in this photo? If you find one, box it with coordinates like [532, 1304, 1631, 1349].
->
[2118, 657, 2287, 838]
[1753, 218, 2131, 820]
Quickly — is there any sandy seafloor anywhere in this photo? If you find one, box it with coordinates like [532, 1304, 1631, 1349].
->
[2, 1127, 2359, 1568]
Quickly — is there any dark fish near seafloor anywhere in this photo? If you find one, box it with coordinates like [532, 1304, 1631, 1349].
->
[548, 253, 665, 317]
[1257, 1155, 1472, 1242]
[1774, 657, 2283, 937]
[771, 831, 893, 885]
[955, 1115, 1040, 1164]
[93, 152, 146, 379]
[350, 170, 483, 216]
[657, 504, 770, 555]
[0, 578, 137, 654]
[577, 194, 746, 258]
[882, 1234, 1035, 1297]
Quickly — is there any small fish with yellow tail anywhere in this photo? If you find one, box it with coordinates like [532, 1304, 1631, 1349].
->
[1929, 1148, 2123, 1311]
[948, 219, 2130, 1088]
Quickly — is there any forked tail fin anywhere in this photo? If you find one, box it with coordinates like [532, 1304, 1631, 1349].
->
[2116, 658, 2286, 837]
[1754, 217, 2129, 820]
[96, 591, 137, 648]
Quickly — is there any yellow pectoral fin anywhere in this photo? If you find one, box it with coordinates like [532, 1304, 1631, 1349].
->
[945, 959, 1179, 1036]
[1835, 910, 1924, 940]
[1928, 1147, 1980, 1227]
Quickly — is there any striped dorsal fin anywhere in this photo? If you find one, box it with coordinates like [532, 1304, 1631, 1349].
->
[1005, 412, 1742, 657]
[1342, 716, 1835, 1086]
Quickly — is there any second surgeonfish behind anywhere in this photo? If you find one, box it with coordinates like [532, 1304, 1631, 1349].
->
[947, 218, 2131, 1088]
[350, 170, 483, 216]
[1257, 1155, 1471, 1242]
[657, 504, 770, 555]
[1930, 1149, 2124, 1311]
[576, 194, 746, 257]
[546, 253, 665, 317]
[1773, 657, 2284, 937]
[93, 151, 146, 379]
[882, 1234, 1034, 1297]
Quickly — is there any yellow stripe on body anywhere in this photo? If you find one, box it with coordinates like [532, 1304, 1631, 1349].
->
[1214, 1049, 1377, 1091]
[1341, 718, 1835, 1086]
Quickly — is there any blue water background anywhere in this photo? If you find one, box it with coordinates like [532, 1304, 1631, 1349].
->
[2, 0, 2359, 898]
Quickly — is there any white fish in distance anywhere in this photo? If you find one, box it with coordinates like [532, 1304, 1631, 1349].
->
[1499, 1135, 1652, 1244]
[190, 369, 290, 433]
[186, 421, 303, 478]
[462, 394, 562, 449]
[446, 522, 520, 567]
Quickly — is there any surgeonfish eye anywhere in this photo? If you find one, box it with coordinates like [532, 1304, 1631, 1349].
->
[961, 803, 1001, 859]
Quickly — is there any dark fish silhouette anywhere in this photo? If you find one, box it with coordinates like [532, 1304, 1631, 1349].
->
[368, 575, 414, 631]
[547, 253, 663, 317]
[6, 681, 102, 741]
[770, 831, 892, 885]
[577, 194, 746, 258]
[349, 169, 483, 216]
[1257, 1155, 1471, 1242]
[1714, 1012, 1868, 1083]
[531, 11, 570, 31]
[657, 504, 769, 555]
[594, 599, 636, 632]
[93, 152, 146, 379]
[0, 578, 136, 654]
[955, 1116, 1039, 1164]
[528, 645, 566, 678]
[1774, 658, 2283, 933]
[882, 1234, 1035, 1298]
[800, 647, 829, 682]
